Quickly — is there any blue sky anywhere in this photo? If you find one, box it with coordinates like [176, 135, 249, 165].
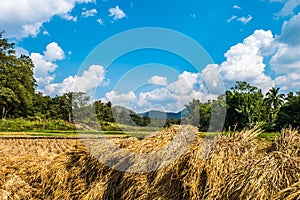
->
[0, 0, 300, 112]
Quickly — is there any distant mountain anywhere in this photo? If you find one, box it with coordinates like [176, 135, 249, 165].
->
[139, 109, 187, 119]
[112, 105, 136, 115]
[112, 105, 188, 120]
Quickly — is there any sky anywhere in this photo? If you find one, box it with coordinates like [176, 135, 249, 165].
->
[0, 0, 300, 113]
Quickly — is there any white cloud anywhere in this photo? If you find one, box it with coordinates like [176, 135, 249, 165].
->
[102, 91, 137, 107]
[148, 76, 168, 86]
[201, 64, 224, 94]
[44, 42, 65, 62]
[275, 73, 300, 91]
[108, 6, 126, 21]
[97, 18, 104, 25]
[137, 88, 177, 107]
[168, 71, 200, 96]
[237, 15, 253, 25]
[217, 30, 275, 92]
[227, 15, 237, 23]
[280, 12, 300, 46]
[22, 22, 43, 37]
[102, 71, 213, 113]
[270, 43, 300, 74]
[0, 0, 95, 39]
[227, 15, 252, 25]
[61, 13, 78, 22]
[275, 0, 300, 17]
[233, 5, 241, 9]
[31, 42, 106, 95]
[43, 30, 49, 36]
[270, 12, 300, 90]
[15, 47, 29, 57]
[82, 8, 97, 17]
[31, 53, 58, 87]
[30, 42, 65, 88]
[270, 13, 300, 73]
[45, 65, 106, 96]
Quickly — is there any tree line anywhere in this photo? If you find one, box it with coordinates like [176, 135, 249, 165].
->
[185, 81, 300, 131]
[0, 33, 299, 131]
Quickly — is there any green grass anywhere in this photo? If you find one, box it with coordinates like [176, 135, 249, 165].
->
[0, 118, 75, 132]
[257, 132, 281, 141]
[0, 118, 283, 141]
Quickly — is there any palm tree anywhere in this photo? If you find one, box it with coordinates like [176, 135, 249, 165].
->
[285, 92, 294, 102]
[264, 87, 285, 124]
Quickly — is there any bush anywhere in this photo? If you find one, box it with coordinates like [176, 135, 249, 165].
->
[0, 118, 75, 132]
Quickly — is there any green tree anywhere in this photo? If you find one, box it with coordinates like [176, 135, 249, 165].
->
[264, 87, 285, 126]
[0, 88, 19, 118]
[276, 92, 300, 129]
[29, 92, 51, 119]
[0, 32, 36, 118]
[94, 100, 114, 123]
[226, 81, 264, 129]
[184, 99, 201, 127]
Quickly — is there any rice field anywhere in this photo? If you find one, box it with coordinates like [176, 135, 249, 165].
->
[0, 126, 299, 199]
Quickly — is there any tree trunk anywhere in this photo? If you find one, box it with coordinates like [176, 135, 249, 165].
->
[2, 106, 5, 119]
[69, 112, 72, 123]
[248, 113, 252, 129]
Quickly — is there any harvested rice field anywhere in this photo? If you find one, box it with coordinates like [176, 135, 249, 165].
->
[0, 125, 300, 199]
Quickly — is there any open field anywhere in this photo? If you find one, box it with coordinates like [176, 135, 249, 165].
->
[0, 125, 299, 199]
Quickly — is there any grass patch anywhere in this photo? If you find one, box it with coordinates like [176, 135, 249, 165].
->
[0, 118, 75, 132]
[257, 132, 281, 141]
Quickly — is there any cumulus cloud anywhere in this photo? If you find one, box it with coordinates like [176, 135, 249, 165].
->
[270, 43, 300, 74]
[102, 91, 137, 108]
[207, 30, 276, 92]
[275, 73, 300, 91]
[44, 65, 106, 96]
[108, 6, 126, 21]
[270, 12, 300, 73]
[148, 75, 168, 86]
[102, 71, 214, 113]
[43, 42, 65, 62]
[270, 12, 300, 91]
[30, 42, 65, 88]
[168, 71, 200, 96]
[31, 53, 58, 87]
[201, 64, 224, 94]
[275, 0, 300, 17]
[0, 0, 95, 39]
[280, 12, 300, 46]
[82, 8, 97, 17]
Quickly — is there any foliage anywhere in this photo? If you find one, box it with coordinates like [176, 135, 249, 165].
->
[0, 32, 36, 118]
[0, 118, 75, 132]
[276, 92, 300, 129]
[226, 81, 265, 129]
[264, 87, 285, 128]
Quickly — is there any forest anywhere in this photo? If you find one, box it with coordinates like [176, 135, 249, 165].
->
[1, 32, 299, 132]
